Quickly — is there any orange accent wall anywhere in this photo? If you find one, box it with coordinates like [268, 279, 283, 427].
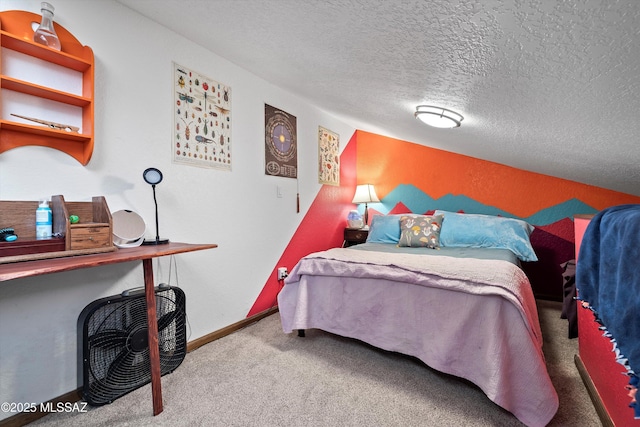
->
[355, 130, 639, 217]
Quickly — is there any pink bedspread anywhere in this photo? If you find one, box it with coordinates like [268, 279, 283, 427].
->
[278, 248, 559, 427]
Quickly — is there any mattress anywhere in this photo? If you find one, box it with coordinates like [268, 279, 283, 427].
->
[278, 243, 558, 427]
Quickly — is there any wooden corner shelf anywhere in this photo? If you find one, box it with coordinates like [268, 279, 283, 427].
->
[0, 10, 94, 165]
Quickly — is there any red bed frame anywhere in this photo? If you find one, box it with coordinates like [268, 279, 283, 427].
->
[574, 214, 639, 426]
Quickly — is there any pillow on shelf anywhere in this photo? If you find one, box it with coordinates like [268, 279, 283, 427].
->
[397, 214, 444, 249]
[366, 214, 402, 244]
[434, 210, 538, 262]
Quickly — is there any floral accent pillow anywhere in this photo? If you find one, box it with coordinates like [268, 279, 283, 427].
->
[398, 214, 444, 249]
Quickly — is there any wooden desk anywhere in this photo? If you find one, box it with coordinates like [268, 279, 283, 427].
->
[0, 242, 217, 416]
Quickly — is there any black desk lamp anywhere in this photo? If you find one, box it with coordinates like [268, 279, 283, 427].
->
[142, 167, 169, 245]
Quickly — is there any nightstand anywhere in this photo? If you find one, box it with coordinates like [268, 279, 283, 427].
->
[343, 228, 368, 247]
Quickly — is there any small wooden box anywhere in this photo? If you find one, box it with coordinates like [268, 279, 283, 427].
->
[0, 236, 65, 258]
[52, 195, 113, 250]
[0, 200, 64, 258]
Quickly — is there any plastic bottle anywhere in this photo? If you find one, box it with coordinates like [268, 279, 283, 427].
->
[33, 2, 62, 51]
[36, 199, 53, 240]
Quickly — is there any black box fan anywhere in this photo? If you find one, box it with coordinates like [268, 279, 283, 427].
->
[78, 285, 186, 406]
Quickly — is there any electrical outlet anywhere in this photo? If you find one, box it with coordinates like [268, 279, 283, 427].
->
[277, 267, 288, 280]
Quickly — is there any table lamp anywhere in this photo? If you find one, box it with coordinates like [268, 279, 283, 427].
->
[142, 167, 169, 245]
[351, 184, 380, 229]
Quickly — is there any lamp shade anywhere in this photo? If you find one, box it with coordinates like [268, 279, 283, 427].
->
[143, 167, 163, 185]
[352, 184, 380, 204]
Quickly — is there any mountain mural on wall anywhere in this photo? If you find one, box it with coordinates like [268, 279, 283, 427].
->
[362, 184, 599, 300]
[366, 184, 598, 224]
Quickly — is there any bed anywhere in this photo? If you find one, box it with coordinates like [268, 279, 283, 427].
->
[278, 211, 559, 427]
[575, 205, 640, 425]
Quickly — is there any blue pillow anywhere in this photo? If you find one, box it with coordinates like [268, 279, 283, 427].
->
[366, 215, 402, 243]
[434, 210, 538, 262]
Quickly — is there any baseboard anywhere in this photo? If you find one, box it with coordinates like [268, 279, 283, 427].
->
[0, 307, 279, 427]
[187, 306, 279, 352]
[0, 388, 82, 427]
[574, 353, 615, 427]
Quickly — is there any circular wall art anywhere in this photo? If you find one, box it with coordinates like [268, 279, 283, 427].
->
[265, 104, 297, 178]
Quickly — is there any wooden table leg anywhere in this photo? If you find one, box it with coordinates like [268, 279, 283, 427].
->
[143, 258, 163, 415]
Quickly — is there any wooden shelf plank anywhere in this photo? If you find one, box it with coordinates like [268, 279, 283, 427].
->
[0, 124, 92, 164]
[0, 32, 92, 71]
[1, 76, 90, 106]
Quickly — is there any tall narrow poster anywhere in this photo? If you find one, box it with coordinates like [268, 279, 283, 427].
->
[264, 104, 297, 178]
[173, 62, 232, 170]
[318, 126, 340, 186]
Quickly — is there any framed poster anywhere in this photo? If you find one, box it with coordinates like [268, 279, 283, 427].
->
[318, 126, 339, 186]
[173, 62, 232, 170]
[265, 104, 297, 178]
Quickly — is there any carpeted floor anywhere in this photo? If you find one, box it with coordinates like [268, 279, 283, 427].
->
[30, 300, 599, 426]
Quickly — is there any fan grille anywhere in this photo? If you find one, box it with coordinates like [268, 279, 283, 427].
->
[79, 286, 186, 406]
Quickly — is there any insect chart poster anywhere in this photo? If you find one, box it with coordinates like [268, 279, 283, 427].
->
[264, 104, 297, 178]
[173, 62, 232, 170]
[318, 126, 340, 186]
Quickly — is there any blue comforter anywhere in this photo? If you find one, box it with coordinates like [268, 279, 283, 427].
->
[577, 204, 640, 378]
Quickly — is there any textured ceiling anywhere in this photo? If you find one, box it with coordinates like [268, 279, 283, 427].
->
[117, 0, 640, 196]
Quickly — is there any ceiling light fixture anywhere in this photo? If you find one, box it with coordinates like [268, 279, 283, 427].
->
[414, 105, 463, 129]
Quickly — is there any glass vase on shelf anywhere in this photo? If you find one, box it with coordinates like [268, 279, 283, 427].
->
[33, 2, 61, 51]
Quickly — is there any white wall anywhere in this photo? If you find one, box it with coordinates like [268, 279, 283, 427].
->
[0, 0, 355, 416]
